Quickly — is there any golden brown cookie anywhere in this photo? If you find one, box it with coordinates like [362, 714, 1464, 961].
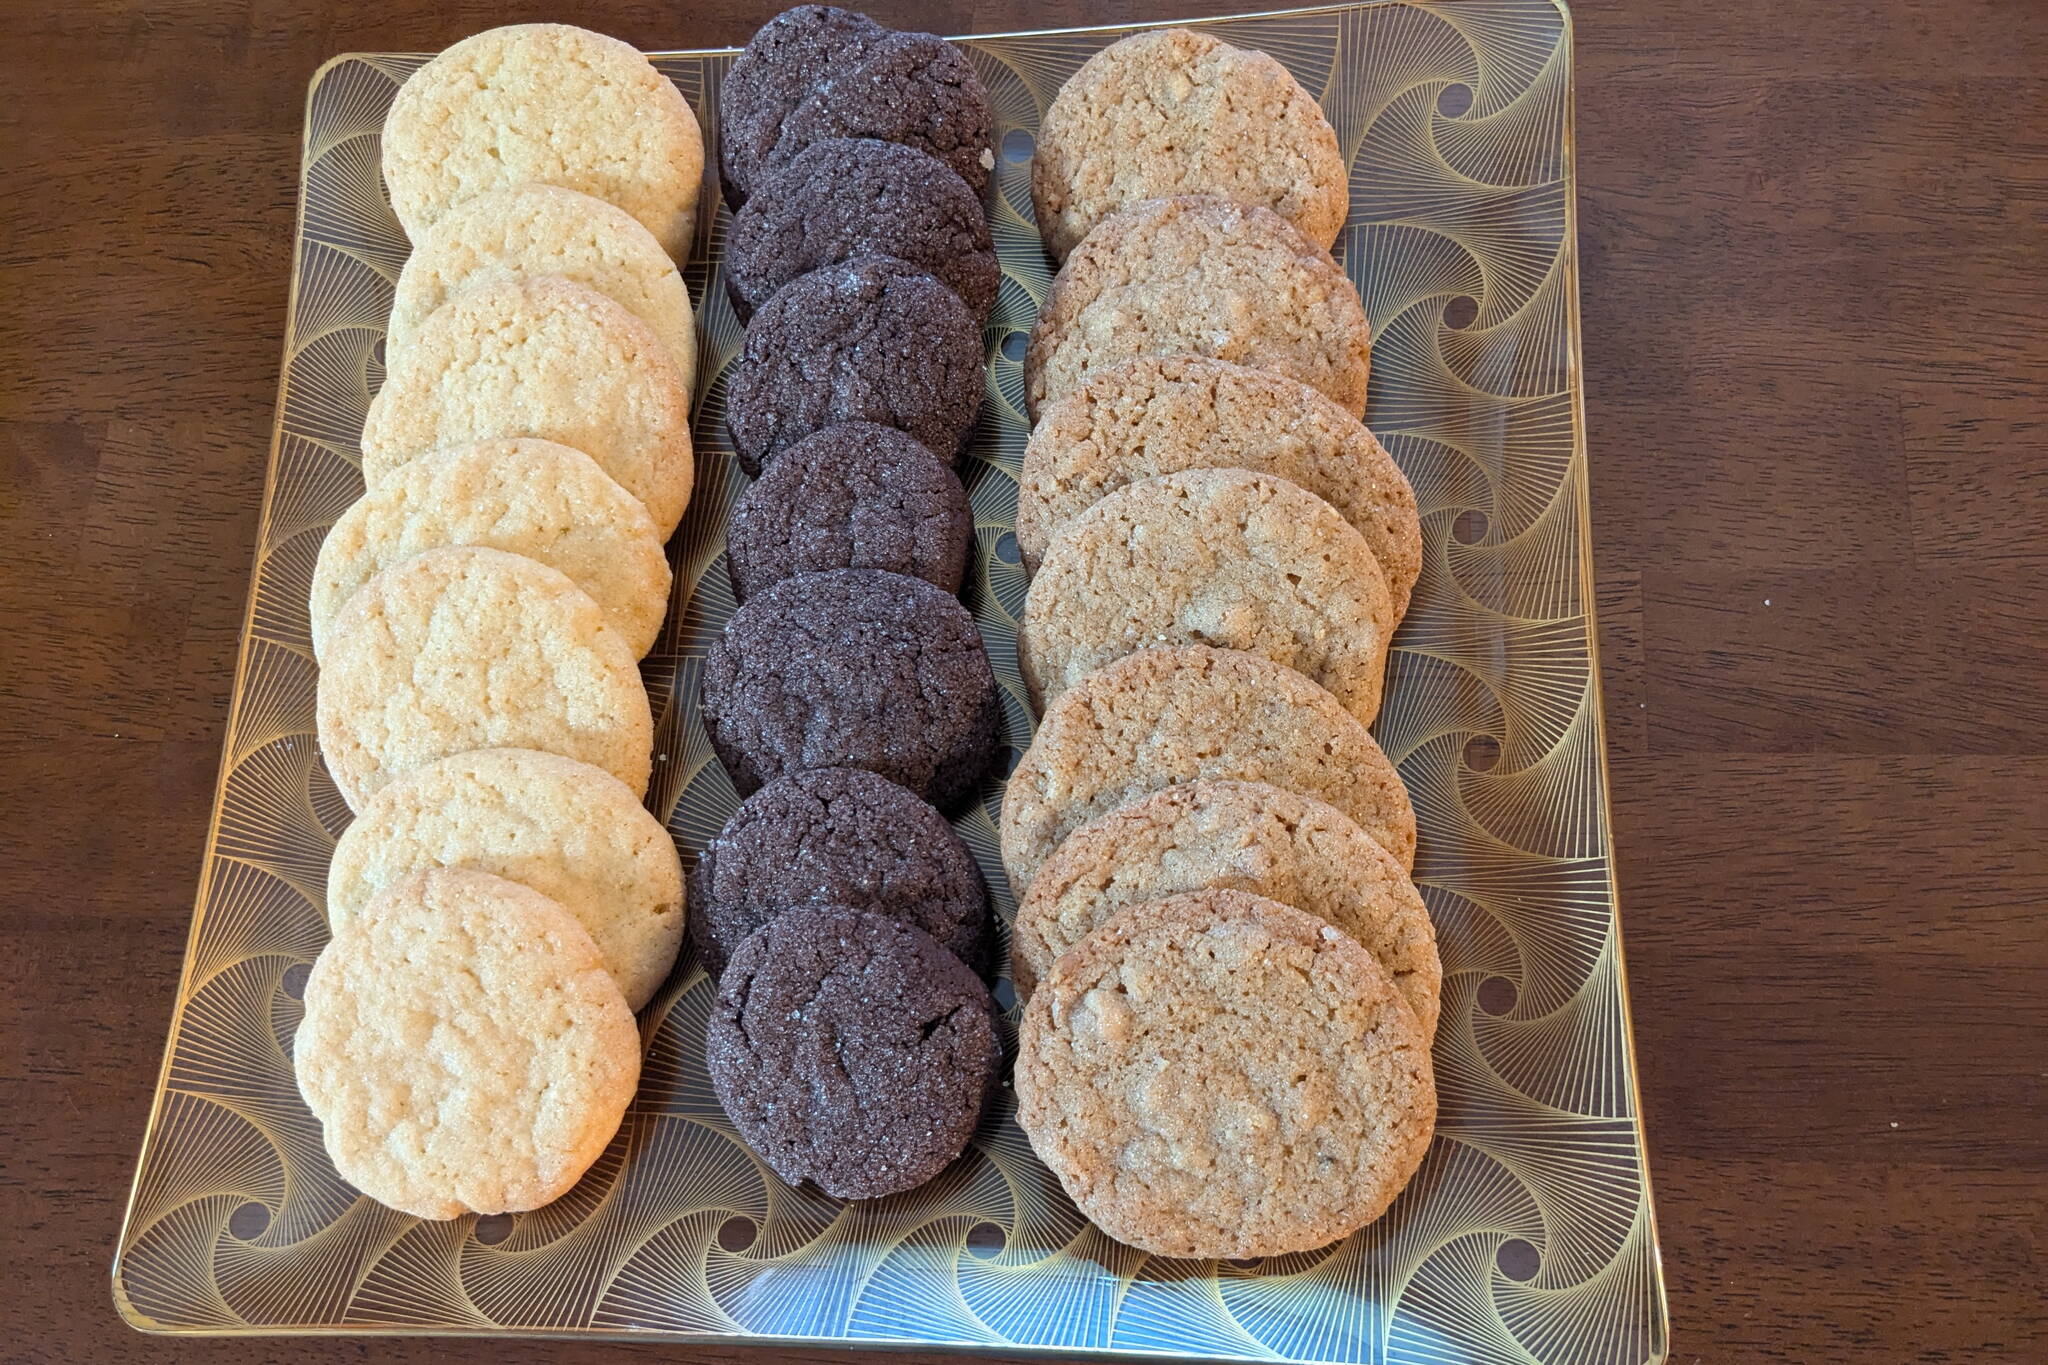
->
[999, 646, 1415, 896]
[360, 275, 695, 538]
[1024, 195, 1370, 418]
[327, 748, 684, 1012]
[1014, 889, 1436, 1258]
[309, 439, 671, 660]
[1016, 355, 1420, 616]
[1018, 469, 1394, 723]
[1032, 28, 1347, 261]
[315, 547, 652, 810]
[381, 24, 704, 257]
[1012, 779, 1439, 1038]
[387, 184, 697, 391]
[293, 866, 640, 1220]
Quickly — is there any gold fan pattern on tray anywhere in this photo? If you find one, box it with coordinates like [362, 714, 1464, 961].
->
[115, 3, 1667, 1360]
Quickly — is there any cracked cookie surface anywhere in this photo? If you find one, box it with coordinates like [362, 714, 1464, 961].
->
[689, 766, 989, 980]
[316, 546, 652, 810]
[706, 903, 999, 1199]
[700, 568, 998, 809]
[1020, 468, 1394, 722]
[1017, 355, 1420, 615]
[360, 275, 695, 537]
[724, 422, 971, 602]
[382, 23, 703, 256]
[727, 137, 997, 320]
[328, 748, 684, 1011]
[1012, 779, 1439, 1036]
[1014, 889, 1435, 1259]
[719, 8, 992, 208]
[725, 256, 983, 476]
[1032, 27, 1347, 261]
[294, 866, 640, 1220]
[310, 438, 671, 660]
[387, 183, 697, 391]
[999, 645, 1414, 896]
[1025, 195, 1370, 418]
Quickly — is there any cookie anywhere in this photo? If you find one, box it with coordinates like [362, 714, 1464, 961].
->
[327, 748, 685, 1012]
[771, 30, 995, 204]
[724, 422, 971, 602]
[1032, 28, 1347, 262]
[1019, 469, 1394, 723]
[719, 7, 992, 208]
[316, 547, 652, 810]
[1013, 889, 1435, 1259]
[294, 866, 640, 1220]
[688, 765, 988, 980]
[726, 137, 997, 321]
[360, 275, 696, 538]
[382, 23, 703, 257]
[700, 568, 998, 810]
[1012, 780, 1439, 1036]
[999, 645, 1414, 895]
[1016, 355, 1420, 615]
[387, 184, 697, 391]
[309, 439, 671, 661]
[717, 5, 890, 207]
[1024, 195, 1371, 418]
[707, 903, 999, 1199]
[725, 256, 983, 477]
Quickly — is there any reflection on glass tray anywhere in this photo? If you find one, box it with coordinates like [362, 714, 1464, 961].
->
[115, 3, 1668, 1360]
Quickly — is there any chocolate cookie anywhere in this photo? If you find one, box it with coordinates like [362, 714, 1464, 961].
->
[726, 138, 998, 321]
[725, 256, 984, 476]
[718, 6, 889, 208]
[719, 7, 993, 209]
[688, 765, 989, 979]
[707, 904, 1000, 1199]
[724, 422, 972, 602]
[771, 31, 994, 206]
[700, 568, 999, 809]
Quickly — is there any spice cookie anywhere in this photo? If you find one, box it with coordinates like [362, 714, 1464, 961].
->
[700, 568, 998, 810]
[1016, 355, 1420, 616]
[387, 184, 697, 391]
[360, 275, 695, 537]
[725, 256, 983, 476]
[327, 748, 684, 1012]
[1013, 889, 1435, 1259]
[1032, 27, 1347, 261]
[381, 23, 703, 257]
[1011, 779, 1439, 1035]
[724, 422, 971, 602]
[294, 866, 640, 1220]
[316, 547, 652, 810]
[1019, 469, 1394, 722]
[726, 137, 998, 321]
[309, 439, 671, 661]
[718, 6, 993, 208]
[999, 645, 1414, 895]
[1024, 195, 1370, 417]
[707, 904, 1000, 1199]
[689, 765, 988, 980]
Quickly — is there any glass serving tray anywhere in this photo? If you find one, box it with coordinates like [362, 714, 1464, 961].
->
[114, 2, 1667, 1359]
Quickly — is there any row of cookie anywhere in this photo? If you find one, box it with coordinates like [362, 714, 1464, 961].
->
[297, 24, 708, 1221]
[712, 9, 998, 597]
[689, 7, 1005, 1205]
[997, 31, 1437, 1259]
[718, 7, 995, 477]
[1002, 648, 1437, 1259]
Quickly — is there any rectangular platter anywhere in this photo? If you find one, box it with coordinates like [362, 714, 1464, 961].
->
[114, 2, 1669, 1360]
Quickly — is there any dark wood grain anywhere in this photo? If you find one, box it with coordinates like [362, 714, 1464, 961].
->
[4, 1, 2044, 1361]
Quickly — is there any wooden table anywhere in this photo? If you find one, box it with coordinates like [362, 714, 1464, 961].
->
[4, 1, 2043, 1361]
